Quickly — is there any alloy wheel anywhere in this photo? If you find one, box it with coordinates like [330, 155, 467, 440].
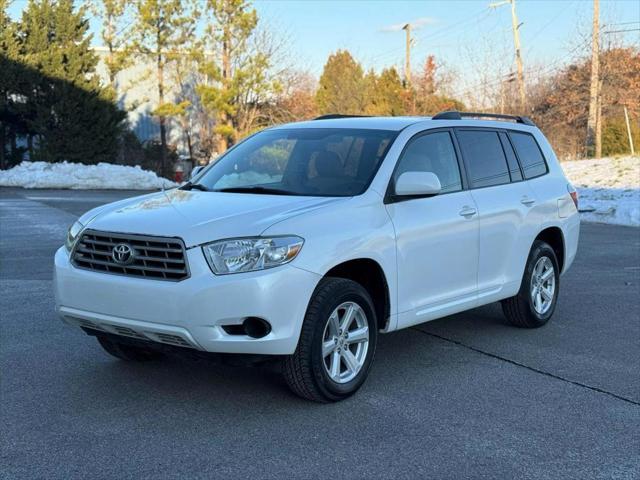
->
[321, 301, 370, 384]
[530, 256, 555, 315]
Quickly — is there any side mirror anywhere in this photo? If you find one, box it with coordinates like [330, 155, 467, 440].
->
[394, 171, 442, 197]
[190, 165, 204, 180]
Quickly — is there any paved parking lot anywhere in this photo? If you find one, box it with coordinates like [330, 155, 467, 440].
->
[1, 187, 639, 479]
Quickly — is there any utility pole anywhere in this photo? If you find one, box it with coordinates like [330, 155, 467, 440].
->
[586, 0, 600, 158]
[490, 0, 526, 112]
[623, 106, 635, 155]
[402, 23, 411, 87]
[500, 72, 516, 114]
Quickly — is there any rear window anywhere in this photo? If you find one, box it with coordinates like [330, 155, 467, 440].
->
[509, 132, 548, 179]
[456, 130, 510, 188]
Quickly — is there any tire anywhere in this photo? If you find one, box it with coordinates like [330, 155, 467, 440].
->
[282, 277, 378, 402]
[97, 336, 164, 362]
[502, 240, 560, 328]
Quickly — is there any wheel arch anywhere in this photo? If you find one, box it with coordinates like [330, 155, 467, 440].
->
[322, 258, 391, 331]
[534, 226, 565, 272]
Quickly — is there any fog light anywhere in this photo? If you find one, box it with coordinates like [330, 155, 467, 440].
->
[243, 317, 271, 339]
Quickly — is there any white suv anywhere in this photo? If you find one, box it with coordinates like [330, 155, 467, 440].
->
[55, 111, 580, 402]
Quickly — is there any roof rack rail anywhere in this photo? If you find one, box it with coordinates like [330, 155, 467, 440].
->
[432, 110, 536, 127]
[314, 114, 370, 120]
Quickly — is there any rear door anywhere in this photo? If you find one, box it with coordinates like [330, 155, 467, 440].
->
[454, 128, 537, 300]
[386, 129, 479, 328]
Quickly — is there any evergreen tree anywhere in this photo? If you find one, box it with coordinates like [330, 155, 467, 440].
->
[364, 67, 405, 116]
[131, 0, 197, 174]
[93, 0, 132, 89]
[10, 0, 125, 164]
[0, 0, 23, 168]
[316, 50, 365, 115]
[197, 0, 281, 153]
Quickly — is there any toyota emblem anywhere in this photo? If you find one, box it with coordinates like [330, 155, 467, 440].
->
[112, 243, 135, 265]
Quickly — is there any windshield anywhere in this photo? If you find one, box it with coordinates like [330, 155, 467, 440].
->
[193, 128, 398, 196]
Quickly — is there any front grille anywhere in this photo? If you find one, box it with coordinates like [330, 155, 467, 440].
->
[72, 229, 189, 281]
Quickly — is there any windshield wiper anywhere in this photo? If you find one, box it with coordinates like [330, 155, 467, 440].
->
[181, 181, 210, 192]
[214, 186, 295, 195]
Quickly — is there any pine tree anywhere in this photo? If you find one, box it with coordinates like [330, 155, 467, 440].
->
[131, 0, 197, 174]
[197, 0, 281, 153]
[0, 0, 22, 168]
[15, 0, 126, 163]
[316, 50, 366, 115]
[93, 0, 131, 89]
[364, 68, 405, 116]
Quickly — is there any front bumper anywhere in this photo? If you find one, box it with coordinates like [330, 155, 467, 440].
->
[54, 246, 321, 355]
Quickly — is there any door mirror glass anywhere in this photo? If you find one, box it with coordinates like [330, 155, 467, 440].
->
[394, 171, 442, 197]
[190, 165, 204, 180]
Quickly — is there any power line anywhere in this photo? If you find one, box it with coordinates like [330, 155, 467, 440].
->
[602, 28, 640, 34]
[525, 0, 577, 51]
[368, 7, 491, 64]
[415, 7, 492, 44]
[444, 36, 591, 103]
[604, 21, 640, 26]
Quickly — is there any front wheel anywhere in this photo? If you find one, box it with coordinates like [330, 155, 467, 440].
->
[502, 240, 560, 328]
[282, 278, 378, 402]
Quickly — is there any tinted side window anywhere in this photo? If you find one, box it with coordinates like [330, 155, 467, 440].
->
[499, 132, 523, 181]
[394, 131, 462, 193]
[456, 130, 510, 188]
[509, 132, 548, 179]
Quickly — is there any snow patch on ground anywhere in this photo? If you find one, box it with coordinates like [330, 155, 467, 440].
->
[562, 155, 639, 227]
[1, 157, 638, 226]
[0, 161, 177, 190]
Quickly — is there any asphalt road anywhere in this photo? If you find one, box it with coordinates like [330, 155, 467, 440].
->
[1, 187, 639, 479]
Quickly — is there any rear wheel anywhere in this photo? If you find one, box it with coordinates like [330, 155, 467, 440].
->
[282, 277, 378, 402]
[97, 336, 164, 362]
[502, 240, 560, 328]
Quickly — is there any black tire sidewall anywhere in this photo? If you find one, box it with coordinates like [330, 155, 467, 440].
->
[309, 280, 378, 401]
[521, 241, 560, 325]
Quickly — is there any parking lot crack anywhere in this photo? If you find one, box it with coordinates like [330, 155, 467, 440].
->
[412, 327, 640, 407]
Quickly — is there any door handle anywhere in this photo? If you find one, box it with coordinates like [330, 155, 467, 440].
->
[521, 196, 536, 206]
[459, 206, 477, 217]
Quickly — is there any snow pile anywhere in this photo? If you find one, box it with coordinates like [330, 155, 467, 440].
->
[0, 161, 177, 190]
[1, 157, 638, 226]
[562, 155, 639, 227]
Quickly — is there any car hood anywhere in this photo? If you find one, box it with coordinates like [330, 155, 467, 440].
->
[85, 189, 346, 247]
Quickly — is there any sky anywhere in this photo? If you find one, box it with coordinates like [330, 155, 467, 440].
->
[252, 0, 639, 73]
[7, 0, 640, 94]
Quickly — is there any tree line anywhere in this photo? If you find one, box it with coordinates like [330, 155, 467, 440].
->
[1, 0, 638, 173]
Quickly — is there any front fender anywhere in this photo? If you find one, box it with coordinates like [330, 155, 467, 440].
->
[262, 192, 398, 330]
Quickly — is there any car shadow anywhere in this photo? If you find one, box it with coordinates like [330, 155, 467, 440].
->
[61, 303, 513, 413]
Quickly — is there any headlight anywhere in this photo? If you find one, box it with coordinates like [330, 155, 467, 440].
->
[65, 220, 84, 252]
[202, 236, 304, 275]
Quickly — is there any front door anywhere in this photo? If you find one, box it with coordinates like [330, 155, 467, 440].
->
[385, 130, 479, 329]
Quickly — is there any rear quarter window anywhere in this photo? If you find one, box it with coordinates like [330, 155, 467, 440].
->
[509, 132, 548, 179]
[498, 132, 523, 182]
